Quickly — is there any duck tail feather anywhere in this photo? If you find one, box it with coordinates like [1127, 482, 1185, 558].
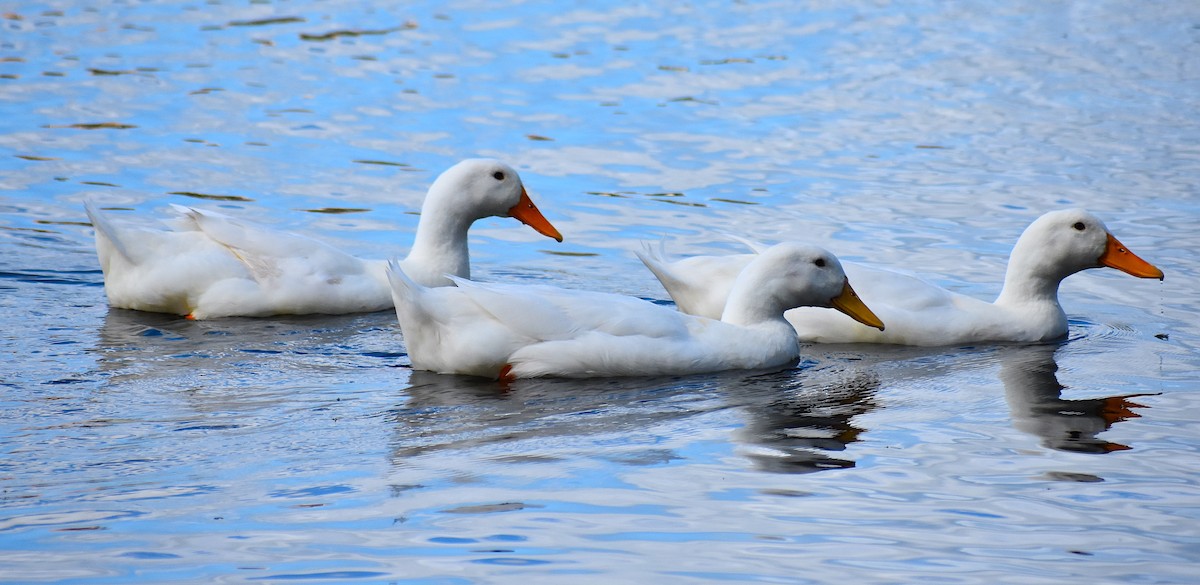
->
[634, 238, 670, 270]
[722, 232, 769, 254]
[84, 199, 132, 262]
[385, 258, 422, 303]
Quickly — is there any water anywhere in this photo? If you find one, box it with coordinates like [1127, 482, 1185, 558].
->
[2, 1, 1199, 583]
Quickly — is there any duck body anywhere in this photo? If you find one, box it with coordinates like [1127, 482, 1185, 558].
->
[87, 202, 392, 318]
[638, 209, 1163, 347]
[787, 262, 1070, 345]
[388, 242, 884, 379]
[86, 159, 562, 319]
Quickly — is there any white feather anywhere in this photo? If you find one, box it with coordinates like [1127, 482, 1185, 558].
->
[85, 159, 561, 319]
[639, 209, 1163, 346]
[388, 242, 881, 379]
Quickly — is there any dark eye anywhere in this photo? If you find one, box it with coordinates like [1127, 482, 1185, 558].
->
[492, 171, 505, 181]
[1072, 221, 1086, 231]
[814, 258, 826, 268]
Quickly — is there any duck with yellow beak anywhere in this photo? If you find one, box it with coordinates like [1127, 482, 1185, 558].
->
[638, 209, 1162, 346]
[387, 242, 884, 380]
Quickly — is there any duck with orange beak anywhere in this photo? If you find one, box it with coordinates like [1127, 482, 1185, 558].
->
[638, 209, 1162, 346]
[87, 158, 563, 319]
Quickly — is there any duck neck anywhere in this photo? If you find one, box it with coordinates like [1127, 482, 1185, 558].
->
[994, 248, 1065, 309]
[721, 275, 788, 328]
[405, 197, 474, 281]
[722, 295, 801, 367]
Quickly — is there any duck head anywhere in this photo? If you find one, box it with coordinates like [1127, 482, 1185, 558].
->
[723, 242, 884, 330]
[1013, 209, 1162, 282]
[428, 158, 562, 242]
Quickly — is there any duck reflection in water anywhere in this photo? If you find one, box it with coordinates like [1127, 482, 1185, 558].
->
[1000, 343, 1154, 454]
[728, 367, 880, 474]
[390, 365, 880, 475]
[389, 371, 713, 461]
[92, 307, 400, 388]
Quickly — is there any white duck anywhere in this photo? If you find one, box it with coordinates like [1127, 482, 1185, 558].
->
[637, 209, 1163, 346]
[86, 158, 563, 319]
[387, 242, 885, 380]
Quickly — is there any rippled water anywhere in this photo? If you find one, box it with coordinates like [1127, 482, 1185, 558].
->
[3, 1, 1199, 583]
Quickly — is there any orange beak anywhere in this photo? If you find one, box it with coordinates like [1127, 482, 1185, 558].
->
[507, 188, 563, 242]
[1098, 233, 1163, 280]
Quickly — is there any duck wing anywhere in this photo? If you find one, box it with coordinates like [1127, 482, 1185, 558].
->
[788, 262, 1000, 345]
[636, 243, 753, 319]
[446, 276, 689, 341]
[842, 261, 961, 312]
[169, 205, 370, 284]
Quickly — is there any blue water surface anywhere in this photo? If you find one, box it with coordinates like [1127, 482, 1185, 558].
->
[2, 1, 1199, 583]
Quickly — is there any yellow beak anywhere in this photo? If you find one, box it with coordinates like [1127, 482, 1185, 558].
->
[830, 278, 885, 331]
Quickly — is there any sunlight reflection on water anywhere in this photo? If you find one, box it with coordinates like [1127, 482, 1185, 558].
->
[2, 0, 1199, 583]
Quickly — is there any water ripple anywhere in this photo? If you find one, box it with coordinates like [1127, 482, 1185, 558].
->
[1, 1, 1198, 584]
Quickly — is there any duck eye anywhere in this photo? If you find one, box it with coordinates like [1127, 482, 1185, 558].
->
[492, 171, 505, 181]
[1072, 221, 1086, 231]
[814, 258, 826, 268]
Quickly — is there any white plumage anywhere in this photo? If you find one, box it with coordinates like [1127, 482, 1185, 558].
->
[85, 158, 562, 319]
[387, 242, 884, 379]
[638, 209, 1163, 346]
